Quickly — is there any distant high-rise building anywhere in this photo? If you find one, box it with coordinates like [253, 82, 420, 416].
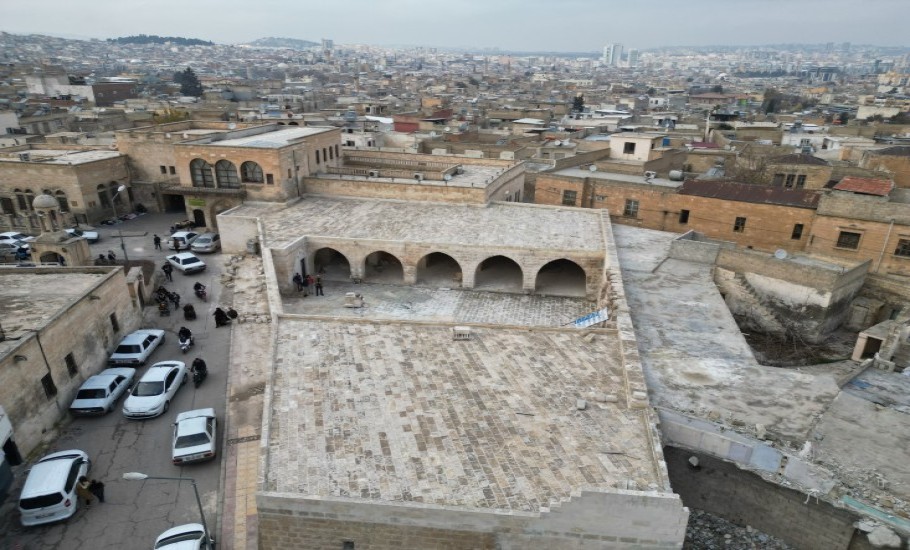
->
[841, 42, 851, 53]
[602, 43, 622, 66]
[626, 48, 640, 68]
[322, 38, 334, 51]
[825, 42, 834, 53]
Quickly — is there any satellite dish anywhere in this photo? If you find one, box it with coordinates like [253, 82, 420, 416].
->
[443, 174, 452, 181]
[444, 126, 451, 133]
[554, 140, 562, 146]
[589, 165, 597, 172]
[774, 249, 789, 260]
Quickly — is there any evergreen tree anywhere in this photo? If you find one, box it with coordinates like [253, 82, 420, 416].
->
[175, 68, 203, 97]
[572, 94, 585, 113]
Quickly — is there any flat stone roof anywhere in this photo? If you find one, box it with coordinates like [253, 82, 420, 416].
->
[263, 318, 664, 511]
[554, 168, 681, 189]
[209, 127, 334, 148]
[0, 149, 122, 165]
[225, 196, 606, 252]
[0, 271, 108, 357]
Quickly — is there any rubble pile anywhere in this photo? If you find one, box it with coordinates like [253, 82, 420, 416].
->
[684, 509, 793, 550]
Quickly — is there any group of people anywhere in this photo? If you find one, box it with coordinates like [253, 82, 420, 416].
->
[292, 273, 324, 296]
[94, 250, 118, 266]
[75, 477, 105, 506]
[213, 307, 237, 327]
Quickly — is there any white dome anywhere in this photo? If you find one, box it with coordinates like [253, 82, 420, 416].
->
[32, 194, 58, 209]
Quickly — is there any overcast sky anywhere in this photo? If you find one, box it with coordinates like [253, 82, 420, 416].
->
[3, 0, 907, 51]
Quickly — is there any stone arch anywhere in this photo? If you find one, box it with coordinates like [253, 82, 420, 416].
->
[208, 199, 235, 230]
[190, 158, 215, 188]
[288, 121, 299, 126]
[215, 160, 240, 188]
[313, 247, 352, 281]
[415, 251, 463, 287]
[39, 251, 64, 265]
[96, 184, 111, 208]
[535, 258, 587, 297]
[363, 250, 404, 283]
[475, 255, 523, 292]
[241, 161, 264, 183]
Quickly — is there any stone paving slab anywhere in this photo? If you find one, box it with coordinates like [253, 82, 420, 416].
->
[263, 319, 662, 513]
[226, 195, 605, 252]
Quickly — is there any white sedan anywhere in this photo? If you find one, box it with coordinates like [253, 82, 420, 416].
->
[0, 231, 35, 244]
[65, 227, 100, 243]
[172, 408, 218, 464]
[109, 329, 166, 367]
[122, 361, 187, 419]
[166, 252, 207, 274]
[154, 523, 214, 549]
[69, 368, 136, 415]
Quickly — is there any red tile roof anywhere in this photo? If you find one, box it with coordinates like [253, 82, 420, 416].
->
[833, 177, 893, 196]
[678, 180, 821, 209]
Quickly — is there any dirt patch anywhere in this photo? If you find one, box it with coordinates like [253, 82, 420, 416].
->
[744, 328, 856, 368]
[230, 382, 266, 402]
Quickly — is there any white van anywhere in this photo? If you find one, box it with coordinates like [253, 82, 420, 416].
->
[168, 231, 199, 251]
[19, 450, 91, 526]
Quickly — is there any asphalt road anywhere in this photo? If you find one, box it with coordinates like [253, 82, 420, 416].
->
[0, 213, 231, 549]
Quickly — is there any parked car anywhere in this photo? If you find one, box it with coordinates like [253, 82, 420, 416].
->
[122, 361, 187, 419]
[166, 253, 207, 274]
[172, 408, 218, 464]
[18, 450, 91, 526]
[190, 233, 220, 254]
[0, 241, 30, 259]
[168, 231, 199, 251]
[0, 231, 35, 244]
[154, 523, 214, 549]
[69, 368, 136, 415]
[109, 329, 166, 366]
[65, 227, 100, 243]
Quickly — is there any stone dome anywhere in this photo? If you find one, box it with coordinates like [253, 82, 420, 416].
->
[32, 194, 58, 209]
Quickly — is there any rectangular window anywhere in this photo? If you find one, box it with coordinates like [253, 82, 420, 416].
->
[791, 224, 804, 240]
[109, 313, 119, 332]
[679, 209, 690, 224]
[836, 231, 862, 250]
[335, 144, 340, 157]
[894, 238, 910, 257]
[784, 174, 796, 188]
[562, 190, 577, 206]
[796, 175, 807, 188]
[266, 174, 274, 185]
[595, 195, 606, 201]
[316, 150, 321, 164]
[169, 166, 176, 175]
[733, 217, 746, 232]
[41, 374, 57, 399]
[160, 165, 167, 174]
[623, 142, 636, 154]
[623, 199, 639, 217]
[65, 353, 78, 377]
[772, 173, 785, 186]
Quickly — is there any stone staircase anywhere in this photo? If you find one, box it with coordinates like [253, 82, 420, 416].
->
[718, 272, 788, 337]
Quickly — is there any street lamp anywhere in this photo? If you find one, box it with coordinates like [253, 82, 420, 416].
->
[111, 185, 129, 263]
[122, 472, 213, 546]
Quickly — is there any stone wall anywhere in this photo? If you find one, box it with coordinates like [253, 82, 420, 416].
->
[257, 490, 688, 549]
[303, 176, 487, 203]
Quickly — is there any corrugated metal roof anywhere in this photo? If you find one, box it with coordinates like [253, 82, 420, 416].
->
[678, 180, 821, 209]
[833, 176, 893, 196]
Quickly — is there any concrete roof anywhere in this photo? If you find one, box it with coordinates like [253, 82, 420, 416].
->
[263, 318, 664, 511]
[225, 196, 606, 253]
[554, 168, 681, 189]
[0, 271, 108, 357]
[0, 149, 122, 165]
[208, 126, 334, 148]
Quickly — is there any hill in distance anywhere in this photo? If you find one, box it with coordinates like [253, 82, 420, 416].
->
[245, 37, 320, 49]
[108, 34, 214, 46]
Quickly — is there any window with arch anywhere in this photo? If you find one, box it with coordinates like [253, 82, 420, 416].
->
[55, 190, 69, 212]
[15, 188, 31, 211]
[190, 159, 215, 188]
[215, 160, 240, 188]
[97, 184, 111, 208]
[240, 161, 264, 183]
[328, 146, 334, 160]
[23, 190, 35, 211]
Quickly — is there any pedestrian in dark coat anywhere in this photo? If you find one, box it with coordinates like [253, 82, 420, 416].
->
[89, 479, 105, 503]
[171, 291, 181, 308]
[162, 262, 174, 282]
[292, 273, 303, 291]
[301, 274, 310, 296]
[153, 234, 162, 250]
[315, 275, 324, 296]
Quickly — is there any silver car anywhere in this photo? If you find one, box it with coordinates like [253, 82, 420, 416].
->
[69, 368, 136, 415]
[122, 361, 187, 419]
[172, 408, 218, 464]
[190, 233, 220, 254]
[109, 329, 166, 366]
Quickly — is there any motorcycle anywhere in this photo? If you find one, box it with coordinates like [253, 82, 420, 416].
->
[194, 287, 207, 301]
[192, 367, 207, 388]
[179, 335, 194, 354]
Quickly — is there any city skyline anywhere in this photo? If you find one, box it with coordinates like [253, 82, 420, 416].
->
[2, 0, 908, 52]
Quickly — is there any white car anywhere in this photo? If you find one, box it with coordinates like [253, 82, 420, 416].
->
[172, 408, 218, 464]
[69, 368, 136, 415]
[0, 241, 29, 259]
[122, 361, 187, 419]
[0, 231, 35, 244]
[190, 233, 220, 254]
[154, 523, 214, 549]
[109, 329, 166, 366]
[18, 450, 91, 526]
[166, 252, 207, 274]
[65, 227, 100, 243]
[168, 231, 199, 251]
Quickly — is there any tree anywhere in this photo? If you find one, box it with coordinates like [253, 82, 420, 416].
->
[712, 84, 724, 94]
[838, 112, 850, 125]
[572, 94, 585, 113]
[175, 68, 203, 97]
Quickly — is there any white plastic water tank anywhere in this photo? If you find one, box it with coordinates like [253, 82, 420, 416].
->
[669, 170, 685, 181]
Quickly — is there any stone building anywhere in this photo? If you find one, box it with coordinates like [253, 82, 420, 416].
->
[766, 153, 832, 190]
[859, 146, 910, 188]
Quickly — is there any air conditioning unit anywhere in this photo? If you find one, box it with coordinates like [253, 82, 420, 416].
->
[368, 170, 379, 177]
[413, 172, 424, 181]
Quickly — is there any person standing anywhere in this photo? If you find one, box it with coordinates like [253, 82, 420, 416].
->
[162, 262, 174, 282]
[171, 291, 181, 308]
[89, 479, 105, 503]
[302, 273, 310, 297]
[315, 275, 324, 296]
[153, 234, 162, 250]
[76, 476, 94, 506]
[292, 273, 303, 292]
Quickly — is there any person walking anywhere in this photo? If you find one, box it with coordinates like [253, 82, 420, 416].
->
[171, 291, 181, 308]
[162, 262, 174, 282]
[315, 275, 324, 296]
[301, 273, 310, 297]
[153, 234, 162, 250]
[292, 273, 303, 292]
